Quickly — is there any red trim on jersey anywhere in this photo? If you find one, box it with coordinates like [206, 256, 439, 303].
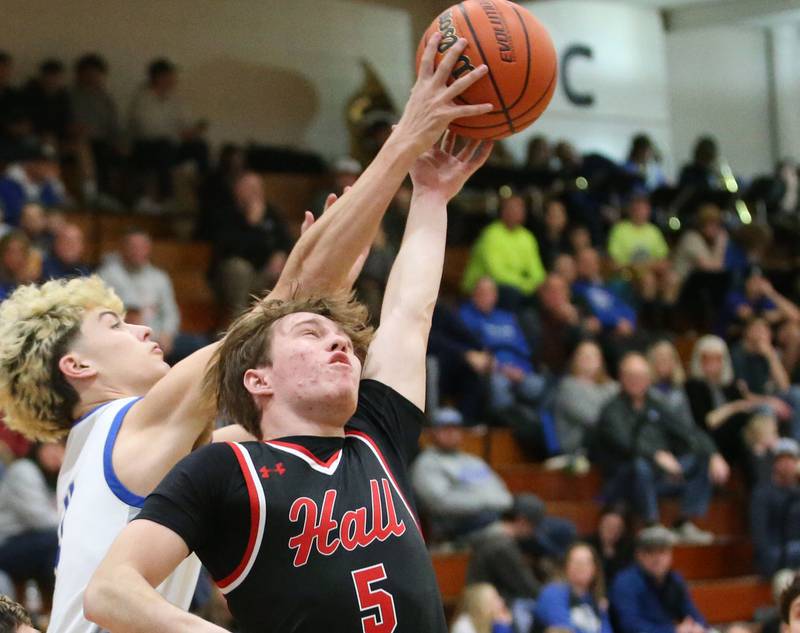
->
[217, 442, 260, 590]
[344, 430, 421, 533]
[265, 439, 342, 468]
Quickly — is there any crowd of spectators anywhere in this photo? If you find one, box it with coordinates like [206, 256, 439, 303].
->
[0, 45, 799, 633]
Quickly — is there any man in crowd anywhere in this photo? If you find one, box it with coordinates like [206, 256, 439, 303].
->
[459, 276, 546, 413]
[70, 53, 123, 201]
[40, 223, 90, 280]
[750, 438, 800, 577]
[412, 407, 512, 541]
[21, 59, 73, 143]
[611, 526, 708, 633]
[209, 171, 292, 321]
[592, 353, 728, 543]
[781, 573, 800, 633]
[0, 141, 66, 227]
[128, 58, 208, 209]
[572, 247, 637, 338]
[99, 228, 205, 363]
[462, 194, 546, 308]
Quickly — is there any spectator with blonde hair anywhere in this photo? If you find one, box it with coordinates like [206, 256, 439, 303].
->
[534, 542, 612, 633]
[554, 341, 618, 457]
[648, 340, 694, 425]
[451, 583, 514, 633]
[685, 335, 756, 463]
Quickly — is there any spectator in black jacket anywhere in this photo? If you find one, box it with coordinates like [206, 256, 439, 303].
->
[592, 353, 728, 543]
[750, 438, 800, 577]
[21, 60, 73, 142]
[209, 171, 291, 320]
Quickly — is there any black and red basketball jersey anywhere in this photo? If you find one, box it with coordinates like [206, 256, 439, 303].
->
[136, 380, 447, 633]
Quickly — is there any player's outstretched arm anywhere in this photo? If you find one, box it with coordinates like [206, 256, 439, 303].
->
[85, 520, 225, 633]
[269, 33, 490, 300]
[118, 36, 493, 491]
[362, 133, 492, 408]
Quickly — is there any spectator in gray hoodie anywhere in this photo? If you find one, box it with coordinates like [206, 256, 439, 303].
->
[411, 407, 512, 542]
[0, 442, 63, 601]
[98, 228, 207, 363]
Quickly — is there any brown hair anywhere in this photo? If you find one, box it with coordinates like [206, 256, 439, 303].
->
[781, 573, 800, 624]
[203, 293, 373, 439]
[564, 542, 607, 606]
[0, 594, 33, 628]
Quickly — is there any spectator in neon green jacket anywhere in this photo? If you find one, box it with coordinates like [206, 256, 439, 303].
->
[607, 190, 678, 317]
[462, 195, 546, 301]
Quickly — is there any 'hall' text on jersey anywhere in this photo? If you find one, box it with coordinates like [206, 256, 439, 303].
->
[137, 380, 447, 633]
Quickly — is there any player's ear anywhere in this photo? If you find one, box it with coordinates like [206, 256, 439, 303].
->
[243, 368, 273, 397]
[58, 352, 98, 381]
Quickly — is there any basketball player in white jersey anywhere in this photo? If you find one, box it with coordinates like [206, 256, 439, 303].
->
[0, 34, 488, 632]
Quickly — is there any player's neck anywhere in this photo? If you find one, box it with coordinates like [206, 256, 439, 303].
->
[72, 382, 147, 421]
[260, 399, 348, 441]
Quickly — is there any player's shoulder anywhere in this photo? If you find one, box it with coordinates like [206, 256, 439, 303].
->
[179, 440, 245, 473]
[356, 379, 424, 417]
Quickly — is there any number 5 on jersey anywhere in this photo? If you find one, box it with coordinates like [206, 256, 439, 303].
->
[351, 564, 397, 633]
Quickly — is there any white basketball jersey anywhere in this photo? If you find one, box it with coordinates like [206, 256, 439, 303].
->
[48, 397, 201, 633]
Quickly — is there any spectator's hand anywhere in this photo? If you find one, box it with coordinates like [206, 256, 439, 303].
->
[708, 453, 730, 485]
[735, 304, 754, 321]
[500, 364, 526, 383]
[393, 33, 492, 157]
[465, 350, 493, 375]
[557, 302, 579, 325]
[765, 396, 793, 421]
[584, 316, 603, 334]
[654, 450, 683, 478]
[156, 332, 175, 357]
[615, 318, 634, 337]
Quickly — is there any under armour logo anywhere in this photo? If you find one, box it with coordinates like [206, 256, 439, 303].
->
[260, 463, 286, 479]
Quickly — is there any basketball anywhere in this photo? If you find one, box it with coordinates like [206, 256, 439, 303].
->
[415, 0, 557, 140]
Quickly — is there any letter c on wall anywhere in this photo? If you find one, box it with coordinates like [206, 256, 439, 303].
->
[562, 44, 595, 107]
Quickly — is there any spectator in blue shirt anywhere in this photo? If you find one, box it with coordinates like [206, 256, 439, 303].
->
[750, 439, 800, 577]
[722, 268, 800, 336]
[0, 141, 66, 227]
[534, 542, 613, 633]
[40, 223, 90, 281]
[611, 526, 708, 633]
[459, 276, 546, 412]
[573, 248, 636, 337]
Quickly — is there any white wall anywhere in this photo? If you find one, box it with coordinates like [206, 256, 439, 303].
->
[666, 24, 773, 179]
[0, 0, 414, 160]
[512, 1, 674, 172]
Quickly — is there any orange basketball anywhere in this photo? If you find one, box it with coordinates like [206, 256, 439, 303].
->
[416, 0, 557, 140]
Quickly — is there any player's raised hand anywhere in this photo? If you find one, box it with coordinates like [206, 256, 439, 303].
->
[394, 33, 492, 156]
[409, 131, 493, 202]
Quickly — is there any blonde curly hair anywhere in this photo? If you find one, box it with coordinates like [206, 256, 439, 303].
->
[0, 276, 123, 440]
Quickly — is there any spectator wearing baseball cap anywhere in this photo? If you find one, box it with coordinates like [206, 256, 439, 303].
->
[410, 407, 512, 543]
[751, 438, 800, 577]
[610, 526, 708, 633]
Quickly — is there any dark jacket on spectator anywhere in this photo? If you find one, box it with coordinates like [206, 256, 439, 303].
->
[611, 564, 706, 633]
[21, 79, 73, 140]
[684, 378, 748, 465]
[210, 204, 291, 274]
[590, 393, 716, 475]
[750, 479, 800, 576]
[466, 523, 540, 602]
[586, 532, 634, 584]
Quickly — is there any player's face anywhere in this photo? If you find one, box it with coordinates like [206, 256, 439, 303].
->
[69, 308, 170, 394]
[267, 312, 361, 421]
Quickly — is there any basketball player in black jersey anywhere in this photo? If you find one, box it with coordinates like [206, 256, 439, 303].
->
[84, 35, 493, 633]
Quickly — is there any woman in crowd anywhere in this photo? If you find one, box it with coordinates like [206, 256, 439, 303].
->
[533, 543, 613, 633]
[554, 341, 618, 457]
[586, 505, 634, 584]
[684, 335, 755, 463]
[648, 339, 695, 423]
[451, 583, 514, 633]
